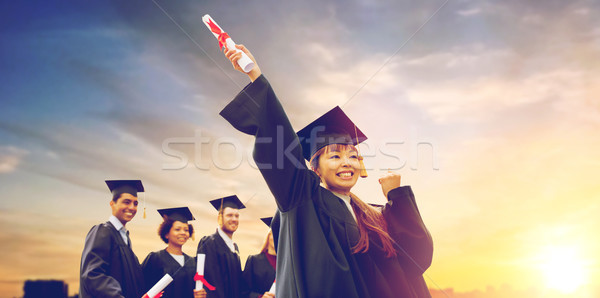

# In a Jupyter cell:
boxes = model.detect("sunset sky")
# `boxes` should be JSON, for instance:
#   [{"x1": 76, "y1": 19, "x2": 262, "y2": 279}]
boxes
[{"x1": 1, "y1": 0, "x2": 600, "y2": 297}]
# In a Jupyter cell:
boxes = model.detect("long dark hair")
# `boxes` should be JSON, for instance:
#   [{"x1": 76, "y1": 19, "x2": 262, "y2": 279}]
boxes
[{"x1": 310, "y1": 144, "x2": 397, "y2": 257}]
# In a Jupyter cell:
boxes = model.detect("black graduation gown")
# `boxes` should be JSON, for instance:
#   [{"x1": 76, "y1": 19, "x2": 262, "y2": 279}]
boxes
[
  {"x1": 243, "y1": 252, "x2": 276, "y2": 298},
  {"x1": 80, "y1": 221, "x2": 145, "y2": 298},
  {"x1": 196, "y1": 230, "x2": 247, "y2": 298},
  {"x1": 220, "y1": 75, "x2": 434, "y2": 298},
  {"x1": 141, "y1": 249, "x2": 197, "y2": 298}
]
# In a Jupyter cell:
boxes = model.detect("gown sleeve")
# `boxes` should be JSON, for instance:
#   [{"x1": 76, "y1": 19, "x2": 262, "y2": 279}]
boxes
[
  {"x1": 141, "y1": 252, "x2": 163, "y2": 294},
  {"x1": 220, "y1": 75, "x2": 319, "y2": 212},
  {"x1": 80, "y1": 224, "x2": 124, "y2": 298},
  {"x1": 383, "y1": 186, "x2": 433, "y2": 276},
  {"x1": 242, "y1": 256, "x2": 260, "y2": 298}
]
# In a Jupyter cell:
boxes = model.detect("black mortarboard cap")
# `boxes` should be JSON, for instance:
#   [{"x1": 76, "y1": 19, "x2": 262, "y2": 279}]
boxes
[
  {"x1": 209, "y1": 195, "x2": 246, "y2": 211},
  {"x1": 260, "y1": 217, "x2": 273, "y2": 227},
  {"x1": 296, "y1": 106, "x2": 367, "y2": 161},
  {"x1": 106, "y1": 180, "x2": 144, "y2": 200},
  {"x1": 157, "y1": 207, "x2": 195, "y2": 223}
]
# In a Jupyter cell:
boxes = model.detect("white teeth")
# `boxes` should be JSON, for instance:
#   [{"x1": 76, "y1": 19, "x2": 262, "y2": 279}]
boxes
[{"x1": 338, "y1": 172, "x2": 352, "y2": 177}]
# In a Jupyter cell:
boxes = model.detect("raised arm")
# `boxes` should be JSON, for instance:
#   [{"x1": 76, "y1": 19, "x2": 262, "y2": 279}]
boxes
[
  {"x1": 219, "y1": 46, "x2": 319, "y2": 212},
  {"x1": 382, "y1": 185, "x2": 433, "y2": 276}
]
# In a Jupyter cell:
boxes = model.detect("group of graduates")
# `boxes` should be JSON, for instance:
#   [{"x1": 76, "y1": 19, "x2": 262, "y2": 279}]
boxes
[
  {"x1": 79, "y1": 44, "x2": 434, "y2": 298},
  {"x1": 79, "y1": 184, "x2": 276, "y2": 298}
]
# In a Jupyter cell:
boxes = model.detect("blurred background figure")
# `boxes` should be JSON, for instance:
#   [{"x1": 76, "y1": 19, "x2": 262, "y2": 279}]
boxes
[{"x1": 243, "y1": 217, "x2": 276, "y2": 298}]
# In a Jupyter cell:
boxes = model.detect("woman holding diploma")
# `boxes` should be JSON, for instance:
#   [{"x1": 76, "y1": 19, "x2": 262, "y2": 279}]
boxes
[
  {"x1": 142, "y1": 207, "x2": 206, "y2": 298},
  {"x1": 243, "y1": 217, "x2": 276, "y2": 298},
  {"x1": 219, "y1": 45, "x2": 433, "y2": 298}
]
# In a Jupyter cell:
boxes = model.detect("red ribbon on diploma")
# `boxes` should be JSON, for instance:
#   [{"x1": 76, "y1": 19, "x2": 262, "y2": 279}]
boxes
[
  {"x1": 194, "y1": 273, "x2": 216, "y2": 291},
  {"x1": 142, "y1": 291, "x2": 163, "y2": 298},
  {"x1": 206, "y1": 19, "x2": 231, "y2": 50}
]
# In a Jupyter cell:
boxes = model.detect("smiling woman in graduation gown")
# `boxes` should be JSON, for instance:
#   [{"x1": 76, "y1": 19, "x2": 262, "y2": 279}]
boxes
[
  {"x1": 142, "y1": 207, "x2": 205, "y2": 298},
  {"x1": 219, "y1": 46, "x2": 433, "y2": 298}
]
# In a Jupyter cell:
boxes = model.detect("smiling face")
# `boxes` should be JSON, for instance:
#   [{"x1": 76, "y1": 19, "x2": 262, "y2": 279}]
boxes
[
  {"x1": 219, "y1": 207, "x2": 240, "y2": 235},
  {"x1": 110, "y1": 193, "x2": 138, "y2": 225},
  {"x1": 313, "y1": 144, "x2": 360, "y2": 195},
  {"x1": 165, "y1": 220, "x2": 190, "y2": 247}
]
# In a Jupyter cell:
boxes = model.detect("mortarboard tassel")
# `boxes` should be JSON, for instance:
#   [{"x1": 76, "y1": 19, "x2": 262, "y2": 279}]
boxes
[
  {"x1": 358, "y1": 156, "x2": 368, "y2": 178},
  {"x1": 218, "y1": 197, "x2": 225, "y2": 226},
  {"x1": 143, "y1": 192, "x2": 147, "y2": 219}
]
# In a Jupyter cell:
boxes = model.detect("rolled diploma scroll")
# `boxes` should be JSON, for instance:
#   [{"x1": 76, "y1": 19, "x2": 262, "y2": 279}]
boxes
[
  {"x1": 268, "y1": 280, "x2": 276, "y2": 294},
  {"x1": 202, "y1": 14, "x2": 255, "y2": 73},
  {"x1": 196, "y1": 254, "x2": 206, "y2": 290},
  {"x1": 144, "y1": 274, "x2": 173, "y2": 298}
]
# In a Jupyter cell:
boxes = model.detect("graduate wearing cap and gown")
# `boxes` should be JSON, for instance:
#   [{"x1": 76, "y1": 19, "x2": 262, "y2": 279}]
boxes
[
  {"x1": 142, "y1": 207, "x2": 206, "y2": 298},
  {"x1": 242, "y1": 217, "x2": 276, "y2": 298},
  {"x1": 219, "y1": 46, "x2": 433, "y2": 298},
  {"x1": 80, "y1": 180, "x2": 145, "y2": 298},
  {"x1": 196, "y1": 196, "x2": 249, "y2": 298}
]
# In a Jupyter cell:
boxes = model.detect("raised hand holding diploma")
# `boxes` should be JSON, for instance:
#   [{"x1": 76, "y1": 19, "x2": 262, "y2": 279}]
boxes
[
  {"x1": 142, "y1": 274, "x2": 173, "y2": 298},
  {"x1": 202, "y1": 14, "x2": 254, "y2": 73},
  {"x1": 224, "y1": 44, "x2": 261, "y2": 82}
]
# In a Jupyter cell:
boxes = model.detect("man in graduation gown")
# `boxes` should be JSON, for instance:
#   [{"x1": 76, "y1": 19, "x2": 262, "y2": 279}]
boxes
[
  {"x1": 80, "y1": 180, "x2": 145, "y2": 298},
  {"x1": 196, "y1": 195, "x2": 248, "y2": 298}
]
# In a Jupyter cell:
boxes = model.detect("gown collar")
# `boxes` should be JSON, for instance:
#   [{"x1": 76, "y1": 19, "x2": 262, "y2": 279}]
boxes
[
  {"x1": 217, "y1": 227, "x2": 237, "y2": 253},
  {"x1": 331, "y1": 191, "x2": 357, "y2": 222},
  {"x1": 108, "y1": 215, "x2": 129, "y2": 245},
  {"x1": 109, "y1": 215, "x2": 124, "y2": 231}
]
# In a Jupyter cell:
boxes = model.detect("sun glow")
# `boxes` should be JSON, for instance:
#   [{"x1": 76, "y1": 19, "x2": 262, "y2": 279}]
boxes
[{"x1": 539, "y1": 245, "x2": 589, "y2": 294}]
